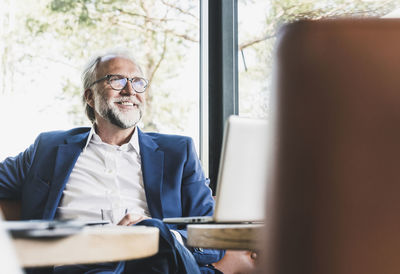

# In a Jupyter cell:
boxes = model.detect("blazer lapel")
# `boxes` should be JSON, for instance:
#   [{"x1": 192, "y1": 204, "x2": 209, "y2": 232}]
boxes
[
  {"x1": 43, "y1": 131, "x2": 89, "y2": 219},
  {"x1": 138, "y1": 129, "x2": 164, "y2": 219}
]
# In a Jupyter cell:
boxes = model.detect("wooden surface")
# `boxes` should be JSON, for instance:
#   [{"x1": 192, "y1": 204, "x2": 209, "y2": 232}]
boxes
[
  {"x1": 12, "y1": 225, "x2": 159, "y2": 267},
  {"x1": 187, "y1": 224, "x2": 263, "y2": 250}
]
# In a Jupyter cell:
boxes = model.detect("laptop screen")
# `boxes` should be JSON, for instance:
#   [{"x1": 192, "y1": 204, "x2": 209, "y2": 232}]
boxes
[{"x1": 213, "y1": 115, "x2": 270, "y2": 223}]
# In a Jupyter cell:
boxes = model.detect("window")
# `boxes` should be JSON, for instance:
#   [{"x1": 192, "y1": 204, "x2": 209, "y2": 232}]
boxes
[
  {"x1": 238, "y1": 0, "x2": 269, "y2": 119},
  {"x1": 237, "y1": 0, "x2": 400, "y2": 120},
  {"x1": 203, "y1": 0, "x2": 400, "y2": 190},
  {"x1": 3, "y1": 0, "x2": 398, "y2": 183},
  {"x1": 0, "y1": 0, "x2": 200, "y2": 160}
]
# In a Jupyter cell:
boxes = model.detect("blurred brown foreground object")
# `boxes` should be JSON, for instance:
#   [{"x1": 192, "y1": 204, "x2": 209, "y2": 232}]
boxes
[{"x1": 264, "y1": 19, "x2": 400, "y2": 274}]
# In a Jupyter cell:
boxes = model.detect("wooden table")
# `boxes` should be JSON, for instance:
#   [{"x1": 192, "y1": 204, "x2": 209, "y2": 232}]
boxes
[
  {"x1": 12, "y1": 225, "x2": 159, "y2": 267},
  {"x1": 187, "y1": 223, "x2": 264, "y2": 250}
]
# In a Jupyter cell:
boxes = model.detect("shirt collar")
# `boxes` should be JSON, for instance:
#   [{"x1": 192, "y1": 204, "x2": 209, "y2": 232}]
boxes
[{"x1": 83, "y1": 125, "x2": 140, "y2": 153}]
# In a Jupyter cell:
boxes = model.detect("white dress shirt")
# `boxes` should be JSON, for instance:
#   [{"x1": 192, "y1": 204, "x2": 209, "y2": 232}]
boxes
[{"x1": 57, "y1": 127, "x2": 150, "y2": 222}]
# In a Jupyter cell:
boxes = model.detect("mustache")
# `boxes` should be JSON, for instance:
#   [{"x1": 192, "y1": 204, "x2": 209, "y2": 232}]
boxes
[{"x1": 112, "y1": 96, "x2": 142, "y2": 106}]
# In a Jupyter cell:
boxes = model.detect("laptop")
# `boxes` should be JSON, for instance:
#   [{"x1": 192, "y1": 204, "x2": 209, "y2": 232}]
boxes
[
  {"x1": 163, "y1": 115, "x2": 270, "y2": 224},
  {"x1": 3, "y1": 219, "x2": 109, "y2": 238}
]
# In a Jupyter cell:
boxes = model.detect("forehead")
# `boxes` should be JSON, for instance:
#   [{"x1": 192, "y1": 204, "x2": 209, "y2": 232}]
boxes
[{"x1": 96, "y1": 57, "x2": 142, "y2": 77}]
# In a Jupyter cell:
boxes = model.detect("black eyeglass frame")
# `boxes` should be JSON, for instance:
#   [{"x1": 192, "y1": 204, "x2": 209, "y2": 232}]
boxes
[{"x1": 89, "y1": 74, "x2": 148, "y2": 93}]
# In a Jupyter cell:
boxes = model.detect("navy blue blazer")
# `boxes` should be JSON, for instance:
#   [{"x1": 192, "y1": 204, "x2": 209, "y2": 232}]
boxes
[{"x1": 0, "y1": 127, "x2": 215, "y2": 239}]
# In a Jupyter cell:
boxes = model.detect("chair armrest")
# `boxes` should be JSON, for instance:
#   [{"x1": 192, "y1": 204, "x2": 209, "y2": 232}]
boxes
[{"x1": 0, "y1": 199, "x2": 21, "y2": 220}]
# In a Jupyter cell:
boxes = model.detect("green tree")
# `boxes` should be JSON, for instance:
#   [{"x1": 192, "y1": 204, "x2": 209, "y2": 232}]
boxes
[
  {"x1": 17, "y1": 0, "x2": 200, "y2": 131},
  {"x1": 238, "y1": 0, "x2": 399, "y2": 119},
  {"x1": 2, "y1": 0, "x2": 399, "y2": 130}
]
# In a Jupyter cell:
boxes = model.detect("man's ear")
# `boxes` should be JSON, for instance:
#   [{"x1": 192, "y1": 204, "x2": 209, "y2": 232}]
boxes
[{"x1": 84, "y1": 88, "x2": 94, "y2": 108}]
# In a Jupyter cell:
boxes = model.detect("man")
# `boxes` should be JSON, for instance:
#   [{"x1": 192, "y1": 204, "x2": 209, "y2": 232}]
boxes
[{"x1": 0, "y1": 51, "x2": 224, "y2": 273}]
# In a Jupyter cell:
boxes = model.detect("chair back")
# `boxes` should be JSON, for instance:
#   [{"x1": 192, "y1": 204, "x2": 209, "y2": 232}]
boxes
[
  {"x1": 265, "y1": 19, "x2": 400, "y2": 274},
  {"x1": 0, "y1": 200, "x2": 21, "y2": 221}
]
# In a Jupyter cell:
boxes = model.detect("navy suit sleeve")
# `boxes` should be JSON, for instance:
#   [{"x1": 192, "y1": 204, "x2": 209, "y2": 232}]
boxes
[
  {"x1": 174, "y1": 137, "x2": 225, "y2": 264},
  {"x1": 180, "y1": 137, "x2": 214, "y2": 219},
  {"x1": 0, "y1": 137, "x2": 39, "y2": 198}
]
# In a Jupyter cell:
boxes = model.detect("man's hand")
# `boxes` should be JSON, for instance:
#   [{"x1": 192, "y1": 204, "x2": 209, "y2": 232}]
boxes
[{"x1": 117, "y1": 213, "x2": 150, "y2": 226}]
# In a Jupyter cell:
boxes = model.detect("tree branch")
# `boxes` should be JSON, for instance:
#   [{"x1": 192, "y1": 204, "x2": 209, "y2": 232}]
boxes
[
  {"x1": 239, "y1": 34, "x2": 276, "y2": 50},
  {"x1": 148, "y1": 32, "x2": 168, "y2": 84},
  {"x1": 115, "y1": 8, "x2": 197, "y2": 28},
  {"x1": 160, "y1": 0, "x2": 198, "y2": 20},
  {"x1": 115, "y1": 18, "x2": 198, "y2": 43}
]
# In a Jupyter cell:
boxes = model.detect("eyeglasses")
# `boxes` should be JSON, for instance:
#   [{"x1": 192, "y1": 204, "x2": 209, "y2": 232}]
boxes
[{"x1": 89, "y1": 74, "x2": 148, "y2": 93}]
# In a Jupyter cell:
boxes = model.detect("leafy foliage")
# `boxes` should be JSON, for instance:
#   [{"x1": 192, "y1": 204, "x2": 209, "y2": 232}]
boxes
[
  {"x1": 10, "y1": 0, "x2": 200, "y2": 132},
  {"x1": 238, "y1": 0, "x2": 399, "y2": 119},
  {"x1": 2, "y1": 0, "x2": 399, "y2": 131}
]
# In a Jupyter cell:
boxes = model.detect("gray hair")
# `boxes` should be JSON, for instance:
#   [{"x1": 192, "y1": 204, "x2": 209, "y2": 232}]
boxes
[{"x1": 81, "y1": 50, "x2": 143, "y2": 123}]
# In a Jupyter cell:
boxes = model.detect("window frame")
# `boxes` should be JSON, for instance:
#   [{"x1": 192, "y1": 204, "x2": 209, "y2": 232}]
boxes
[{"x1": 200, "y1": 0, "x2": 238, "y2": 193}]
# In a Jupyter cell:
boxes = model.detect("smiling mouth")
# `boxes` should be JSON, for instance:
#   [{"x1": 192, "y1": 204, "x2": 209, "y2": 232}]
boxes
[{"x1": 116, "y1": 101, "x2": 137, "y2": 107}]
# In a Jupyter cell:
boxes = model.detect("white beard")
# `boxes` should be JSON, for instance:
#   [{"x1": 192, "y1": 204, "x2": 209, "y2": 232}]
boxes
[{"x1": 94, "y1": 93, "x2": 144, "y2": 129}]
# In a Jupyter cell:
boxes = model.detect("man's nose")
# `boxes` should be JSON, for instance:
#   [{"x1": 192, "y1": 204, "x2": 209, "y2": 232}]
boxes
[{"x1": 120, "y1": 80, "x2": 136, "y2": 96}]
